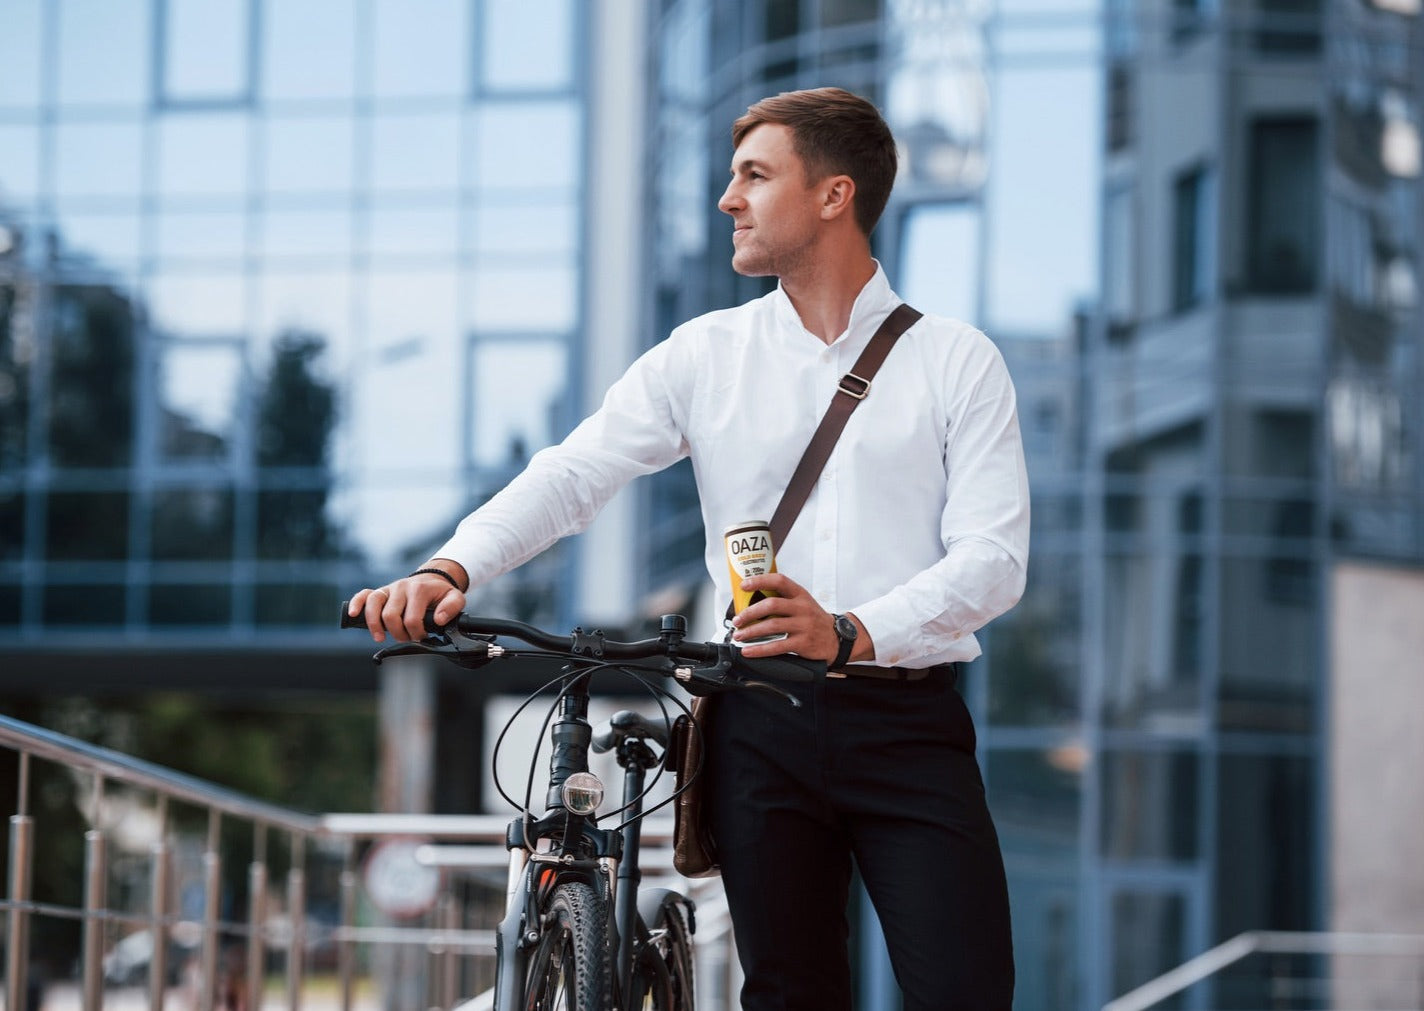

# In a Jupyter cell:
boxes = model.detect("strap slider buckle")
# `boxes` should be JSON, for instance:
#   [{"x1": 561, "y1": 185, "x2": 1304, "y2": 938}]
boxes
[{"x1": 838, "y1": 372, "x2": 870, "y2": 401}]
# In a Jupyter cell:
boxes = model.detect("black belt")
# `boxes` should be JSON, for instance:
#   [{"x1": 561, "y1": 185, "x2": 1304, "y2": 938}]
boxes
[{"x1": 827, "y1": 662, "x2": 959, "y2": 684}]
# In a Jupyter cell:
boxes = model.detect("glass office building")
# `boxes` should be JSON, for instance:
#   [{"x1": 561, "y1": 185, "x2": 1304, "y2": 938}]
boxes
[
  {"x1": 642, "y1": 1, "x2": 1424, "y2": 1009},
  {"x1": 0, "y1": 0, "x2": 587, "y2": 651}
]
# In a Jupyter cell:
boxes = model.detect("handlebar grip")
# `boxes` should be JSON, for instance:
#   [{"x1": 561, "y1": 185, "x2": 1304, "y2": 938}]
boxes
[
  {"x1": 732, "y1": 652, "x2": 826, "y2": 683},
  {"x1": 338, "y1": 601, "x2": 443, "y2": 634}
]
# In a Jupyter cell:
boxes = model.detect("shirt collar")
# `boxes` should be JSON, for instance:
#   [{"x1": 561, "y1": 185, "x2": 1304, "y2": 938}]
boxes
[{"x1": 770, "y1": 261, "x2": 900, "y2": 347}]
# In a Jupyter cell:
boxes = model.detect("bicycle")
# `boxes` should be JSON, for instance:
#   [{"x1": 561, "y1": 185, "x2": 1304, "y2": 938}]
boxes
[{"x1": 340, "y1": 606, "x2": 823, "y2": 1011}]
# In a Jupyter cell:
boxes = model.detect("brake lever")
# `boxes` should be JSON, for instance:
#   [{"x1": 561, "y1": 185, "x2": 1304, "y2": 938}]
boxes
[
  {"x1": 372, "y1": 633, "x2": 501, "y2": 669},
  {"x1": 741, "y1": 680, "x2": 802, "y2": 707}
]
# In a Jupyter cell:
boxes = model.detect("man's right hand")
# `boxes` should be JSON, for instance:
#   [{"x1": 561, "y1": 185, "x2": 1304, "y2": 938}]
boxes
[{"x1": 347, "y1": 562, "x2": 468, "y2": 643}]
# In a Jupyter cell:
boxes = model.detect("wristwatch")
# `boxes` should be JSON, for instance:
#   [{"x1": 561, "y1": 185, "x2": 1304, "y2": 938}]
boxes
[{"x1": 832, "y1": 613, "x2": 858, "y2": 669}]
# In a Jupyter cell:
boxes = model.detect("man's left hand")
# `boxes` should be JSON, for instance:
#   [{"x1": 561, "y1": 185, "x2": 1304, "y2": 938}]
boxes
[{"x1": 731, "y1": 572, "x2": 870, "y2": 662}]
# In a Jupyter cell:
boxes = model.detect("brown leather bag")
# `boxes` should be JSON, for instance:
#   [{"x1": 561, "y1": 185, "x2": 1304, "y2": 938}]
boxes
[
  {"x1": 670, "y1": 695, "x2": 718, "y2": 877},
  {"x1": 668, "y1": 304, "x2": 922, "y2": 879}
]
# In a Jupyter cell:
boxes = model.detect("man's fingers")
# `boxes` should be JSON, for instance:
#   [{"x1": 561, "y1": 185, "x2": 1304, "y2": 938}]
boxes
[{"x1": 432, "y1": 587, "x2": 466, "y2": 626}]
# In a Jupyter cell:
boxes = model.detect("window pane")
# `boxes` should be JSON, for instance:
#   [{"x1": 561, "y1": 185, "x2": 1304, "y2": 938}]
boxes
[
  {"x1": 481, "y1": 0, "x2": 573, "y2": 92},
  {"x1": 1100, "y1": 750, "x2": 1199, "y2": 861},
  {"x1": 369, "y1": 205, "x2": 459, "y2": 259},
  {"x1": 263, "y1": 0, "x2": 356, "y2": 101},
  {"x1": 149, "y1": 583, "x2": 232, "y2": 625},
  {"x1": 162, "y1": 0, "x2": 251, "y2": 102},
  {"x1": 156, "y1": 212, "x2": 246, "y2": 262},
  {"x1": 264, "y1": 116, "x2": 354, "y2": 194},
  {"x1": 371, "y1": 114, "x2": 460, "y2": 191},
  {"x1": 159, "y1": 343, "x2": 243, "y2": 461},
  {"x1": 469, "y1": 200, "x2": 578, "y2": 257},
  {"x1": 44, "y1": 582, "x2": 125, "y2": 624},
  {"x1": 48, "y1": 285, "x2": 137, "y2": 468},
  {"x1": 373, "y1": 0, "x2": 467, "y2": 97},
  {"x1": 46, "y1": 493, "x2": 129, "y2": 559},
  {"x1": 1111, "y1": 892, "x2": 1189, "y2": 1007},
  {"x1": 899, "y1": 203, "x2": 980, "y2": 323},
  {"x1": 0, "y1": 0, "x2": 42, "y2": 107},
  {"x1": 261, "y1": 211, "x2": 351, "y2": 261},
  {"x1": 468, "y1": 340, "x2": 568, "y2": 467},
  {"x1": 0, "y1": 125, "x2": 40, "y2": 203},
  {"x1": 148, "y1": 273, "x2": 246, "y2": 337},
  {"x1": 470, "y1": 102, "x2": 580, "y2": 191},
  {"x1": 55, "y1": 123, "x2": 144, "y2": 201},
  {"x1": 158, "y1": 113, "x2": 250, "y2": 198},
  {"x1": 468, "y1": 266, "x2": 576, "y2": 331},
  {"x1": 151, "y1": 487, "x2": 234, "y2": 560},
  {"x1": 57, "y1": 0, "x2": 151, "y2": 106},
  {"x1": 1248, "y1": 118, "x2": 1319, "y2": 293},
  {"x1": 55, "y1": 212, "x2": 143, "y2": 269}
]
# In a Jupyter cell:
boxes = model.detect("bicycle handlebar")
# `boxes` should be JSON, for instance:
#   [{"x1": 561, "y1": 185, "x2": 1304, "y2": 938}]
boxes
[{"x1": 339, "y1": 603, "x2": 826, "y2": 691}]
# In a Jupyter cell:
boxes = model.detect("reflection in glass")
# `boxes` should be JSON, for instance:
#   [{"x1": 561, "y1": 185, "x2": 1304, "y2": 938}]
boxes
[
  {"x1": 988, "y1": 557, "x2": 1080, "y2": 726},
  {"x1": 899, "y1": 202, "x2": 980, "y2": 322},
  {"x1": 49, "y1": 285, "x2": 136, "y2": 467},
  {"x1": 149, "y1": 274, "x2": 247, "y2": 337},
  {"x1": 156, "y1": 212, "x2": 246, "y2": 262},
  {"x1": 149, "y1": 583, "x2": 231, "y2": 625},
  {"x1": 992, "y1": 747, "x2": 1081, "y2": 1010},
  {"x1": 55, "y1": 212, "x2": 143, "y2": 268},
  {"x1": 46, "y1": 493, "x2": 129, "y2": 560},
  {"x1": 1100, "y1": 749, "x2": 1199, "y2": 861},
  {"x1": 264, "y1": 117, "x2": 354, "y2": 194},
  {"x1": 0, "y1": 126, "x2": 40, "y2": 201},
  {"x1": 369, "y1": 206, "x2": 459, "y2": 259},
  {"x1": 471, "y1": 102, "x2": 580, "y2": 190},
  {"x1": 44, "y1": 582, "x2": 126, "y2": 625},
  {"x1": 161, "y1": 0, "x2": 252, "y2": 103},
  {"x1": 373, "y1": 0, "x2": 467, "y2": 98},
  {"x1": 158, "y1": 113, "x2": 250, "y2": 197},
  {"x1": 1215, "y1": 753, "x2": 1313, "y2": 936},
  {"x1": 468, "y1": 267, "x2": 576, "y2": 331},
  {"x1": 261, "y1": 212, "x2": 351, "y2": 261},
  {"x1": 481, "y1": 0, "x2": 573, "y2": 92},
  {"x1": 1111, "y1": 891, "x2": 1187, "y2": 1008},
  {"x1": 469, "y1": 201, "x2": 578, "y2": 256},
  {"x1": 257, "y1": 271, "x2": 350, "y2": 360},
  {"x1": 468, "y1": 340, "x2": 568, "y2": 468},
  {"x1": 159, "y1": 343, "x2": 242, "y2": 461},
  {"x1": 57, "y1": 0, "x2": 151, "y2": 106},
  {"x1": 55, "y1": 123, "x2": 144, "y2": 200},
  {"x1": 371, "y1": 114, "x2": 460, "y2": 191},
  {"x1": 151, "y1": 487, "x2": 234, "y2": 560},
  {"x1": 262, "y1": 0, "x2": 356, "y2": 101},
  {"x1": 0, "y1": 0, "x2": 42, "y2": 107}
]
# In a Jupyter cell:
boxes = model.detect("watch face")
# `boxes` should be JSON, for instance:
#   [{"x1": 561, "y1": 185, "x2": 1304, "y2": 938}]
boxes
[{"x1": 835, "y1": 614, "x2": 857, "y2": 641}]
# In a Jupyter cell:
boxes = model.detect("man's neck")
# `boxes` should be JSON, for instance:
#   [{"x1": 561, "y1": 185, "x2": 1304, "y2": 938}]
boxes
[{"x1": 780, "y1": 253, "x2": 878, "y2": 345}]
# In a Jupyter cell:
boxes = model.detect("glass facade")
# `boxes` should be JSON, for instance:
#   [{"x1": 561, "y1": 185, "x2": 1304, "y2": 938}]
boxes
[
  {"x1": 644, "y1": 1, "x2": 1422, "y2": 1009},
  {"x1": 0, "y1": 0, "x2": 588, "y2": 640}
]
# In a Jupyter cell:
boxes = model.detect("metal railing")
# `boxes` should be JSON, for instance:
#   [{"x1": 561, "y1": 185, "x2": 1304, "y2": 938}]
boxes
[
  {"x1": 1103, "y1": 930, "x2": 1424, "y2": 1011},
  {"x1": 0, "y1": 713, "x2": 735, "y2": 1011}
]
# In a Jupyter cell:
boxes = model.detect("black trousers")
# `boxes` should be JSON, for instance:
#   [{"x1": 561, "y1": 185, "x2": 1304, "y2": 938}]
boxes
[{"x1": 705, "y1": 667, "x2": 1014, "y2": 1011}]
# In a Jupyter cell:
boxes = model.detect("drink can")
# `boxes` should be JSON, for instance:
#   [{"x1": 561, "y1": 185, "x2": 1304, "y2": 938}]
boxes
[{"x1": 723, "y1": 520, "x2": 779, "y2": 616}]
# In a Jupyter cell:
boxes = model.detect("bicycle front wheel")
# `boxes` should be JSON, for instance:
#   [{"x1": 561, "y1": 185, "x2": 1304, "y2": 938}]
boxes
[
  {"x1": 631, "y1": 901, "x2": 695, "y2": 1010},
  {"x1": 524, "y1": 881, "x2": 608, "y2": 1011}
]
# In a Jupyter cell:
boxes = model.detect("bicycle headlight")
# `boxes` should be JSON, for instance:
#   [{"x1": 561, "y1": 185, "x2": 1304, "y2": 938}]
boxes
[{"x1": 561, "y1": 772, "x2": 604, "y2": 816}]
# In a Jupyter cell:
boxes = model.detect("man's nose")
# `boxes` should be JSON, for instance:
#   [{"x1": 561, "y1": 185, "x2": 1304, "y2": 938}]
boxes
[{"x1": 717, "y1": 181, "x2": 740, "y2": 215}]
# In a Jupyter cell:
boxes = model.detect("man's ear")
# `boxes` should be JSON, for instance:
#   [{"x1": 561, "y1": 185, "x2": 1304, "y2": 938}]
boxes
[{"x1": 820, "y1": 175, "x2": 857, "y2": 222}]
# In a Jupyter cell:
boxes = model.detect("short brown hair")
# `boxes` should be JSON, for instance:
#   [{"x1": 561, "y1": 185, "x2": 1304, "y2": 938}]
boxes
[{"x1": 732, "y1": 87, "x2": 898, "y2": 236}]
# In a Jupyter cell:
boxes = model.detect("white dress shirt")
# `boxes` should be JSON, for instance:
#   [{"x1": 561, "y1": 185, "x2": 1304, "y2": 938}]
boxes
[{"x1": 438, "y1": 264, "x2": 1030, "y2": 667}]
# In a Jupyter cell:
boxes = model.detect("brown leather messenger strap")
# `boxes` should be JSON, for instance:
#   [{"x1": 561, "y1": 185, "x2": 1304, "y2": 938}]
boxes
[{"x1": 725, "y1": 302, "x2": 922, "y2": 621}]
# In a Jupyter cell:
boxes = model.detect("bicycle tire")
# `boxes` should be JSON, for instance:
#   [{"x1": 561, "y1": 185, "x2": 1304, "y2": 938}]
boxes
[
  {"x1": 523, "y1": 881, "x2": 608, "y2": 1011},
  {"x1": 630, "y1": 903, "x2": 695, "y2": 1010}
]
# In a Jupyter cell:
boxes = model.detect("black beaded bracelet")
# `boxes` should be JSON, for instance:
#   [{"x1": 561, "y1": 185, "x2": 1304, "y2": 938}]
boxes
[{"x1": 409, "y1": 567, "x2": 461, "y2": 590}]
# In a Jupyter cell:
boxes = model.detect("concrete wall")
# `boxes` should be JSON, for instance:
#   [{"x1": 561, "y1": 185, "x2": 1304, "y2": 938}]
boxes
[{"x1": 1329, "y1": 559, "x2": 1424, "y2": 1005}]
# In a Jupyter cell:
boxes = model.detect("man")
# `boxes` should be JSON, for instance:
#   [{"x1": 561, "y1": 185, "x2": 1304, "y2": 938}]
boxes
[{"x1": 350, "y1": 87, "x2": 1027, "y2": 1009}]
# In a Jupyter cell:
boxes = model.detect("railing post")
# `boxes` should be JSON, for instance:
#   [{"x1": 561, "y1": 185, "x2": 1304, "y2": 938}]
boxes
[
  {"x1": 338, "y1": 851, "x2": 358, "y2": 1011},
  {"x1": 148, "y1": 835, "x2": 172, "y2": 1011},
  {"x1": 200, "y1": 813, "x2": 222, "y2": 1011},
  {"x1": 286, "y1": 836, "x2": 307, "y2": 1011},
  {"x1": 6, "y1": 750, "x2": 35, "y2": 1011},
  {"x1": 435, "y1": 891, "x2": 459, "y2": 1010},
  {"x1": 247, "y1": 854, "x2": 268, "y2": 1011},
  {"x1": 82, "y1": 827, "x2": 108, "y2": 1011}
]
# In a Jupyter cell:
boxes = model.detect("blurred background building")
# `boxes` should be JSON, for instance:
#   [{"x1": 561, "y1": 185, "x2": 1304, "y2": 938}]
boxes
[{"x1": 1, "y1": 1, "x2": 1422, "y2": 1008}]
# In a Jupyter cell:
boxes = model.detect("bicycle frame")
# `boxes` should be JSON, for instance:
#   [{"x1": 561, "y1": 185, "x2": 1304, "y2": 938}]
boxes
[{"x1": 491, "y1": 668, "x2": 675, "y2": 1010}]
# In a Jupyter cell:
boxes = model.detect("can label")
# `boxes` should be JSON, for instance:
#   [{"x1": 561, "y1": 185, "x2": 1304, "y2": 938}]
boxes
[{"x1": 724, "y1": 520, "x2": 779, "y2": 616}]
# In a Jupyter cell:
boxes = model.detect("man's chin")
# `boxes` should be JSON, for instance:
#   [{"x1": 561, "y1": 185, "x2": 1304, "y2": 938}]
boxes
[{"x1": 730, "y1": 253, "x2": 775, "y2": 278}]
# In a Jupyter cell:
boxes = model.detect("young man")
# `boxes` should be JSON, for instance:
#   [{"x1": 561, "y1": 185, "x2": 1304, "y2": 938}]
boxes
[{"x1": 350, "y1": 87, "x2": 1027, "y2": 1009}]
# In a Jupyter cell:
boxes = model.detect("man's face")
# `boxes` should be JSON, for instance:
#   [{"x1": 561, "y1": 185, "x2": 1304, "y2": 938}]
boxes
[{"x1": 718, "y1": 123, "x2": 824, "y2": 278}]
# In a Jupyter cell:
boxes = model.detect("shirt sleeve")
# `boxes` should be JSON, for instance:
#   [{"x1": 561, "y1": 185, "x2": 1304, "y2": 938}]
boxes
[
  {"x1": 849, "y1": 335, "x2": 1031, "y2": 667},
  {"x1": 435, "y1": 335, "x2": 696, "y2": 587}
]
